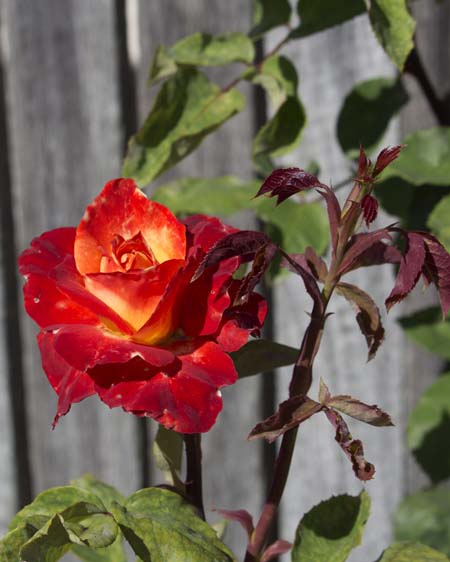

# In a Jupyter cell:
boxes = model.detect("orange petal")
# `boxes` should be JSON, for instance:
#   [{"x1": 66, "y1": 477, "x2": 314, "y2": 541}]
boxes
[
  {"x1": 85, "y1": 259, "x2": 184, "y2": 332},
  {"x1": 74, "y1": 178, "x2": 186, "y2": 274}
]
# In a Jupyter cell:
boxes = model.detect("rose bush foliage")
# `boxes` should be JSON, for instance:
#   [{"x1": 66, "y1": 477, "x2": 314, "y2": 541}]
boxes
[{"x1": 19, "y1": 178, "x2": 266, "y2": 433}]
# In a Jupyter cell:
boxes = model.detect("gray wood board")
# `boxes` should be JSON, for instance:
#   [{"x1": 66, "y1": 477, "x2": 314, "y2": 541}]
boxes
[
  {"x1": 2, "y1": 0, "x2": 141, "y2": 504},
  {"x1": 0, "y1": 230, "x2": 16, "y2": 534},
  {"x1": 266, "y1": 12, "x2": 443, "y2": 562},
  {"x1": 133, "y1": 2, "x2": 263, "y2": 558}
]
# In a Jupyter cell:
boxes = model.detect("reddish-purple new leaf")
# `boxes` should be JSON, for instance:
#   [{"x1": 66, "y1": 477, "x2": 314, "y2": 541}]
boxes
[
  {"x1": 281, "y1": 251, "x2": 324, "y2": 313},
  {"x1": 248, "y1": 395, "x2": 322, "y2": 443},
  {"x1": 342, "y1": 237, "x2": 401, "y2": 272},
  {"x1": 324, "y1": 408, "x2": 375, "y2": 481},
  {"x1": 327, "y1": 395, "x2": 393, "y2": 427},
  {"x1": 192, "y1": 231, "x2": 270, "y2": 281},
  {"x1": 422, "y1": 233, "x2": 450, "y2": 318},
  {"x1": 357, "y1": 145, "x2": 371, "y2": 179},
  {"x1": 261, "y1": 540, "x2": 293, "y2": 562},
  {"x1": 213, "y1": 509, "x2": 254, "y2": 539},
  {"x1": 336, "y1": 282, "x2": 385, "y2": 360},
  {"x1": 360, "y1": 194, "x2": 379, "y2": 227},
  {"x1": 256, "y1": 167, "x2": 325, "y2": 204},
  {"x1": 284, "y1": 248, "x2": 328, "y2": 283},
  {"x1": 385, "y1": 231, "x2": 426, "y2": 311},
  {"x1": 317, "y1": 185, "x2": 342, "y2": 255},
  {"x1": 318, "y1": 378, "x2": 331, "y2": 404},
  {"x1": 235, "y1": 242, "x2": 277, "y2": 304},
  {"x1": 373, "y1": 145, "x2": 404, "y2": 177},
  {"x1": 338, "y1": 228, "x2": 392, "y2": 275}
]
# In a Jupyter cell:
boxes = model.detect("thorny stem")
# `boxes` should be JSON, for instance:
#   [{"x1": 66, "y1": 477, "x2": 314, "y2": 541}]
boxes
[{"x1": 184, "y1": 433, "x2": 205, "y2": 520}]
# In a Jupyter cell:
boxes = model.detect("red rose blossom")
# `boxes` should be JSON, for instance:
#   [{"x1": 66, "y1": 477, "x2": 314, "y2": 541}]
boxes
[{"x1": 19, "y1": 178, "x2": 266, "y2": 433}]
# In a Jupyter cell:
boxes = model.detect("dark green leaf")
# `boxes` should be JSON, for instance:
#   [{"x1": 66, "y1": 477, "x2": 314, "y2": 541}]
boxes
[
  {"x1": 337, "y1": 78, "x2": 408, "y2": 157},
  {"x1": 377, "y1": 542, "x2": 449, "y2": 561},
  {"x1": 291, "y1": 491, "x2": 370, "y2": 562},
  {"x1": 376, "y1": 178, "x2": 450, "y2": 231},
  {"x1": 152, "y1": 176, "x2": 259, "y2": 217},
  {"x1": 153, "y1": 426, "x2": 185, "y2": 490},
  {"x1": 399, "y1": 307, "x2": 450, "y2": 360},
  {"x1": 243, "y1": 55, "x2": 298, "y2": 109},
  {"x1": 250, "y1": 0, "x2": 292, "y2": 38},
  {"x1": 230, "y1": 339, "x2": 298, "y2": 378},
  {"x1": 290, "y1": 0, "x2": 366, "y2": 39},
  {"x1": 368, "y1": 0, "x2": 415, "y2": 70},
  {"x1": 123, "y1": 69, "x2": 245, "y2": 186},
  {"x1": 394, "y1": 485, "x2": 450, "y2": 555},
  {"x1": 114, "y1": 487, "x2": 236, "y2": 562},
  {"x1": 252, "y1": 96, "x2": 306, "y2": 165},
  {"x1": 380, "y1": 128, "x2": 450, "y2": 185},
  {"x1": 406, "y1": 372, "x2": 450, "y2": 483},
  {"x1": 150, "y1": 32, "x2": 255, "y2": 84},
  {"x1": 428, "y1": 194, "x2": 450, "y2": 251}
]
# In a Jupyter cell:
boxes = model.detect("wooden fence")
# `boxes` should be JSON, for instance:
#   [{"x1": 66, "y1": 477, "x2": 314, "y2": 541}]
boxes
[{"x1": 0, "y1": 1, "x2": 447, "y2": 560}]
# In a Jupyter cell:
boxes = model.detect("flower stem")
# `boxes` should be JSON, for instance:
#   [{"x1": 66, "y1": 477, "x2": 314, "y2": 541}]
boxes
[{"x1": 184, "y1": 433, "x2": 205, "y2": 520}]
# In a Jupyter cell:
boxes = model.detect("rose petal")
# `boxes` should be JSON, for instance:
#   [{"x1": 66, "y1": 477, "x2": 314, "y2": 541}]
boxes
[
  {"x1": 84, "y1": 259, "x2": 184, "y2": 332},
  {"x1": 93, "y1": 341, "x2": 236, "y2": 433},
  {"x1": 38, "y1": 331, "x2": 96, "y2": 426},
  {"x1": 184, "y1": 214, "x2": 237, "y2": 255},
  {"x1": 50, "y1": 324, "x2": 175, "y2": 373},
  {"x1": 19, "y1": 227, "x2": 76, "y2": 276},
  {"x1": 74, "y1": 178, "x2": 186, "y2": 274}
]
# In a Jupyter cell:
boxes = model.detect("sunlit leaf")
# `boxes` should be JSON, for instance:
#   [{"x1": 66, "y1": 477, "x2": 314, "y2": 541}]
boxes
[
  {"x1": 291, "y1": 491, "x2": 371, "y2": 562},
  {"x1": 399, "y1": 307, "x2": 450, "y2": 360},
  {"x1": 368, "y1": 0, "x2": 415, "y2": 70},
  {"x1": 123, "y1": 69, "x2": 245, "y2": 186},
  {"x1": 428, "y1": 194, "x2": 450, "y2": 251},
  {"x1": 377, "y1": 542, "x2": 449, "y2": 561}
]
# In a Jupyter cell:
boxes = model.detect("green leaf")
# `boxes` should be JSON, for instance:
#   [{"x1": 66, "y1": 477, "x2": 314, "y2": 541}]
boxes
[
  {"x1": 406, "y1": 372, "x2": 450, "y2": 483},
  {"x1": 368, "y1": 0, "x2": 415, "y2": 70},
  {"x1": 380, "y1": 128, "x2": 450, "y2": 186},
  {"x1": 291, "y1": 491, "x2": 370, "y2": 562},
  {"x1": 153, "y1": 426, "x2": 185, "y2": 490},
  {"x1": 114, "y1": 487, "x2": 236, "y2": 562},
  {"x1": 253, "y1": 96, "x2": 306, "y2": 166},
  {"x1": 377, "y1": 542, "x2": 449, "y2": 561},
  {"x1": 428, "y1": 194, "x2": 450, "y2": 251},
  {"x1": 243, "y1": 55, "x2": 298, "y2": 109},
  {"x1": 254, "y1": 198, "x2": 329, "y2": 256},
  {"x1": 72, "y1": 535, "x2": 127, "y2": 562},
  {"x1": 10, "y1": 487, "x2": 106, "y2": 531},
  {"x1": 394, "y1": 485, "x2": 450, "y2": 555},
  {"x1": 230, "y1": 339, "x2": 298, "y2": 378},
  {"x1": 337, "y1": 78, "x2": 408, "y2": 157},
  {"x1": 150, "y1": 32, "x2": 255, "y2": 84},
  {"x1": 290, "y1": 0, "x2": 366, "y2": 39},
  {"x1": 399, "y1": 307, "x2": 450, "y2": 360},
  {"x1": 0, "y1": 526, "x2": 37, "y2": 562},
  {"x1": 153, "y1": 176, "x2": 259, "y2": 217},
  {"x1": 70, "y1": 475, "x2": 125, "y2": 512},
  {"x1": 122, "y1": 69, "x2": 245, "y2": 186},
  {"x1": 250, "y1": 0, "x2": 292, "y2": 38},
  {"x1": 20, "y1": 510, "x2": 118, "y2": 562},
  {"x1": 376, "y1": 178, "x2": 450, "y2": 231}
]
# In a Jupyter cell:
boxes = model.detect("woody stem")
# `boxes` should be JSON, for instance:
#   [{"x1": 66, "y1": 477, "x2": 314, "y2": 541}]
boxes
[{"x1": 184, "y1": 433, "x2": 205, "y2": 520}]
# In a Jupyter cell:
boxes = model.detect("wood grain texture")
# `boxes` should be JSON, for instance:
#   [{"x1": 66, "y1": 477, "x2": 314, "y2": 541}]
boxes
[
  {"x1": 266, "y1": 12, "x2": 442, "y2": 562},
  {"x1": 2, "y1": 0, "x2": 140, "y2": 502},
  {"x1": 133, "y1": 2, "x2": 263, "y2": 558},
  {"x1": 0, "y1": 229, "x2": 16, "y2": 534}
]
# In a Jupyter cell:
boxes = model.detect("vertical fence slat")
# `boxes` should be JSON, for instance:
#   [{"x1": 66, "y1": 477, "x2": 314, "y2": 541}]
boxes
[
  {"x1": 133, "y1": 2, "x2": 264, "y2": 558},
  {"x1": 3, "y1": 0, "x2": 141, "y2": 501}
]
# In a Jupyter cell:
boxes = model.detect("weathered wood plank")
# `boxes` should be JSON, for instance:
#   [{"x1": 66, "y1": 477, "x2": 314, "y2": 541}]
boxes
[
  {"x1": 133, "y1": 2, "x2": 263, "y2": 558},
  {"x1": 266, "y1": 13, "x2": 442, "y2": 562},
  {"x1": 2, "y1": 0, "x2": 141, "y2": 501},
  {"x1": 0, "y1": 231, "x2": 16, "y2": 534}
]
